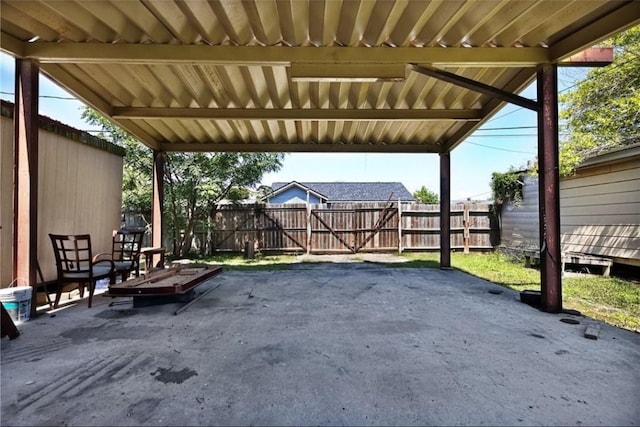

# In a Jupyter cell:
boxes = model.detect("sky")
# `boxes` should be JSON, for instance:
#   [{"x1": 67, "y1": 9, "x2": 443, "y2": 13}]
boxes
[{"x1": 0, "y1": 52, "x2": 586, "y2": 201}]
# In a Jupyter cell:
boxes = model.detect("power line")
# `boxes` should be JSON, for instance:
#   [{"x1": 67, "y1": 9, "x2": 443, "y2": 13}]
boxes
[
  {"x1": 468, "y1": 133, "x2": 537, "y2": 138},
  {"x1": 486, "y1": 53, "x2": 639, "y2": 124},
  {"x1": 486, "y1": 106, "x2": 526, "y2": 123},
  {"x1": 0, "y1": 90, "x2": 78, "y2": 100},
  {"x1": 465, "y1": 141, "x2": 536, "y2": 154},
  {"x1": 464, "y1": 190, "x2": 492, "y2": 200},
  {"x1": 476, "y1": 125, "x2": 537, "y2": 131}
]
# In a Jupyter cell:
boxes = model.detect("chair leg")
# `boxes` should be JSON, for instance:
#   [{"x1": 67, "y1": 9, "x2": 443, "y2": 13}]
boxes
[
  {"x1": 87, "y1": 281, "x2": 95, "y2": 308},
  {"x1": 53, "y1": 283, "x2": 63, "y2": 309},
  {"x1": 45, "y1": 291, "x2": 53, "y2": 310}
]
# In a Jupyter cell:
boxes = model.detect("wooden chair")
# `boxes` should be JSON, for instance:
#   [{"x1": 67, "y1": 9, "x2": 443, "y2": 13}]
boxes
[
  {"x1": 49, "y1": 234, "x2": 115, "y2": 308},
  {"x1": 103, "y1": 229, "x2": 145, "y2": 283}
]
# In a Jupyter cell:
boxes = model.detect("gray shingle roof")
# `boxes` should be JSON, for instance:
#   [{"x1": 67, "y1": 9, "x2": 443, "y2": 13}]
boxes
[{"x1": 272, "y1": 182, "x2": 414, "y2": 202}]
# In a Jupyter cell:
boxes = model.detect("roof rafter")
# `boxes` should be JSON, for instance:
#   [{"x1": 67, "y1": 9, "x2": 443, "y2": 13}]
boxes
[{"x1": 113, "y1": 107, "x2": 482, "y2": 121}]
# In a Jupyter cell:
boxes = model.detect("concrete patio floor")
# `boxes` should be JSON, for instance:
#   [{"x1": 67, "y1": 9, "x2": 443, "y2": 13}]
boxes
[{"x1": 2, "y1": 260, "x2": 639, "y2": 426}]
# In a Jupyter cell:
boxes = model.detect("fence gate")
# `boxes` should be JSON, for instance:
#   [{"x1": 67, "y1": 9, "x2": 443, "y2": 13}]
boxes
[
  {"x1": 259, "y1": 205, "x2": 307, "y2": 252},
  {"x1": 309, "y1": 203, "x2": 398, "y2": 253},
  {"x1": 200, "y1": 202, "x2": 495, "y2": 254}
]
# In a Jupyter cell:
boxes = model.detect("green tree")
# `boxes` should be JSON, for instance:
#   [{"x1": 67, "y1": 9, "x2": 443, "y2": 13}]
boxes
[
  {"x1": 81, "y1": 108, "x2": 284, "y2": 257},
  {"x1": 490, "y1": 169, "x2": 524, "y2": 213},
  {"x1": 413, "y1": 186, "x2": 439, "y2": 204},
  {"x1": 164, "y1": 151, "x2": 283, "y2": 256},
  {"x1": 559, "y1": 26, "x2": 640, "y2": 176}
]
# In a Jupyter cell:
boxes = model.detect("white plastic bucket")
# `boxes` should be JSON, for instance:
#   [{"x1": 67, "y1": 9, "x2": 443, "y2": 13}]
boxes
[{"x1": 0, "y1": 286, "x2": 32, "y2": 324}]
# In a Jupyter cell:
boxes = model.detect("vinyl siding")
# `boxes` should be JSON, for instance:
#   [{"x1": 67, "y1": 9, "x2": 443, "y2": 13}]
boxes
[
  {"x1": 1, "y1": 115, "x2": 124, "y2": 286},
  {"x1": 560, "y1": 157, "x2": 640, "y2": 263},
  {"x1": 499, "y1": 175, "x2": 539, "y2": 251},
  {"x1": 499, "y1": 150, "x2": 640, "y2": 265}
]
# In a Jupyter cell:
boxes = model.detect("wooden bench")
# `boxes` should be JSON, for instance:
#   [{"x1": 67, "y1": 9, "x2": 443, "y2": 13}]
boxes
[
  {"x1": 523, "y1": 250, "x2": 613, "y2": 277},
  {"x1": 105, "y1": 265, "x2": 222, "y2": 308},
  {"x1": 141, "y1": 247, "x2": 166, "y2": 274}
]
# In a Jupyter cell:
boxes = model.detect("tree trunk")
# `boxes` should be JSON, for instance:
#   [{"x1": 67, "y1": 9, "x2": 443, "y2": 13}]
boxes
[{"x1": 179, "y1": 198, "x2": 197, "y2": 256}]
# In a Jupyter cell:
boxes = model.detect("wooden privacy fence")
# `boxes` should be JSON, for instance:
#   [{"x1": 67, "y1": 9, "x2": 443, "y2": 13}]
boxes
[{"x1": 200, "y1": 202, "x2": 496, "y2": 254}]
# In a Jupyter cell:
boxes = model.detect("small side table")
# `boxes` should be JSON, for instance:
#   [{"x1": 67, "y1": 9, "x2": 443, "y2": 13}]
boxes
[{"x1": 141, "y1": 247, "x2": 166, "y2": 274}]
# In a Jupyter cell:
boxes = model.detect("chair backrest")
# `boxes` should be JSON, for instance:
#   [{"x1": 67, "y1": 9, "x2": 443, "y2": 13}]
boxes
[
  {"x1": 112, "y1": 229, "x2": 144, "y2": 262},
  {"x1": 49, "y1": 234, "x2": 94, "y2": 275}
]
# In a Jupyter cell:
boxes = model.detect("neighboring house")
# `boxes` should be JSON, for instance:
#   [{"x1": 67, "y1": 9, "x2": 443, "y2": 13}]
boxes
[
  {"x1": 266, "y1": 181, "x2": 414, "y2": 205},
  {"x1": 500, "y1": 143, "x2": 640, "y2": 267},
  {"x1": 560, "y1": 143, "x2": 640, "y2": 266}
]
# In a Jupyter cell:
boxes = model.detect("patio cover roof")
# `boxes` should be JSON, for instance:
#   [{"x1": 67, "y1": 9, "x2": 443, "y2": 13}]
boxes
[{"x1": 2, "y1": 0, "x2": 639, "y2": 154}]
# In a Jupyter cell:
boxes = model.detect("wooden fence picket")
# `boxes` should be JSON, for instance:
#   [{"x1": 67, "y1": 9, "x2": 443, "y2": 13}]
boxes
[{"x1": 190, "y1": 202, "x2": 495, "y2": 254}]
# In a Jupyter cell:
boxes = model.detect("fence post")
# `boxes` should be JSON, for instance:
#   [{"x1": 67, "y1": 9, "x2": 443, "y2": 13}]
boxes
[
  {"x1": 463, "y1": 203, "x2": 470, "y2": 254},
  {"x1": 306, "y1": 203, "x2": 312, "y2": 255},
  {"x1": 397, "y1": 199, "x2": 403, "y2": 254}
]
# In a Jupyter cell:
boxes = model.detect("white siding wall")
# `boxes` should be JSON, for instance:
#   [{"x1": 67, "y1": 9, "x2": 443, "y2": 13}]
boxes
[
  {"x1": 1, "y1": 114, "x2": 124, "y2": 286},
  {"x1": 499, "y1": 151, "x2": 640, "y2": 266},
  {"x1": 499, "y1": 175, "x2": 539, "y2": 251},
  {"x1": 560, "y1": 157, "x2": 640, "y2": 264},
  {"x1": 0, "y1": 117, "x2": 13, "y2": 286}
]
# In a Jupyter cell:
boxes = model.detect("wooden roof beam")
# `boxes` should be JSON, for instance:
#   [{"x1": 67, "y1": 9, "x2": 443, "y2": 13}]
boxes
[
  {"x1": 17, "y1": 42, "x2": 551, "y2": 67},
  {"x1": 3, "y1": 34, "x2": 620, "y2": 70},
  {"x1": 158, "y1": 142, "x2": 442, "y2": 154},
  {"x1": 112, "y1": 107, "x2": 482, "y2": 121},
  {"x1": 0, "y1": 32, "x2": 26, "y2": 57}
]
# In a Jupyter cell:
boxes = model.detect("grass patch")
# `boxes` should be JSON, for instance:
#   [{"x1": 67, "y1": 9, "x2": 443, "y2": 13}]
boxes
[
  {"x1": 174, "y1": 252, "x2": 301, "y2": 271},
  {"x1": 403, "y1": 252, "x2": 640, "y2": 332}
]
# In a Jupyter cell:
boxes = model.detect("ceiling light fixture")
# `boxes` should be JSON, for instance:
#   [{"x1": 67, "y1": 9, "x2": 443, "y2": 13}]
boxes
[{"x1": 290, "y1": 63, "x2": 406, "y2": 83}]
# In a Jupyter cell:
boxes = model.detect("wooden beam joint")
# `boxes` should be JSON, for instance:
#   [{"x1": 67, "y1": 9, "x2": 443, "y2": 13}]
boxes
[{"x1": 559, "y1": 47, "x2": 614, "y2": 67}]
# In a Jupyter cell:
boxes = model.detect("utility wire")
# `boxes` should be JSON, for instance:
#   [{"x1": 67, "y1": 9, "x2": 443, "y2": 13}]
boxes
[
  {"x1": 476, "y1": 125, "x2": 537, "y2": 131},
  {"x1": 465, "y1": 141, "x2": 536, "y2": 154},
  {"x1": 464, "y1": 190, "x2": 492, "y2": 200},
  {"x1": 0, "y1": 90, "x2": 78, "y2": 100},
  {"x1": 486, "y1": 53, "x2": 639, "y2": 125},
  {"x1": 468, "y1": 133, "x2": 537, "y2": 138}
]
